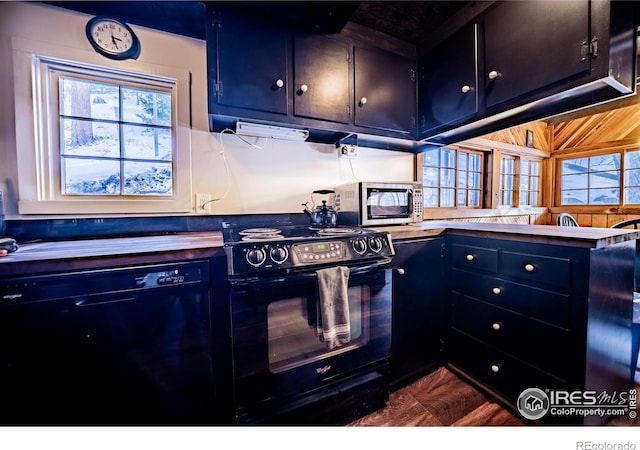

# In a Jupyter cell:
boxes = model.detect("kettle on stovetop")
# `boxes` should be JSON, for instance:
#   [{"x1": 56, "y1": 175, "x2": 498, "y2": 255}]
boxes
[{"x1": 302, "y1": 189, "x2": 338, "y2": 227}]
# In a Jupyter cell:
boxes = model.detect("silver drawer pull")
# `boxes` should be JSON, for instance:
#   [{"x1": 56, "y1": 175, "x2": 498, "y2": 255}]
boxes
[
  {"x1": 396, "y1": 268, "x2": 405, "y2": 275},
  {"x1": 524, "y1": 263, "x2": 535, "y2": 272},
  {"x1": 466, "y1": 254, "x2": 475, "y2": 261},
  {"x1": 492, "y1": 322, "x2": 502, "y2": 331},
  {"x1": 491, "y1": 364, "x2": 501, "y2": 373},
  {"x1": 492, "y1": 287, "x2": 501, "y2": 295}
]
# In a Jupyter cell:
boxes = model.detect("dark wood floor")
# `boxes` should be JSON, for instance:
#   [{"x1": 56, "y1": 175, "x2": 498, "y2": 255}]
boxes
[{"x1": 348, "y1": 366, "x2": 640, "y2": 427}]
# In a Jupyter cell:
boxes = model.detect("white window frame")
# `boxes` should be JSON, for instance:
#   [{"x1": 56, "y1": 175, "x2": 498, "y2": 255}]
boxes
[{"x1": 12, "y1": 37, "x2": 192, "y2": 215}]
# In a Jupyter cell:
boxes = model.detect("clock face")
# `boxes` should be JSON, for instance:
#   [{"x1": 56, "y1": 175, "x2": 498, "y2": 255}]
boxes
[{"x1": 86, "y1": 17, "x2": 140, "y2": 60}]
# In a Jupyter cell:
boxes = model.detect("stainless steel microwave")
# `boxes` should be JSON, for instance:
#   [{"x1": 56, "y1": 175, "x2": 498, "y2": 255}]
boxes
[{"x1": 334, "y1": 182, "x2": 423, "y2": 226}]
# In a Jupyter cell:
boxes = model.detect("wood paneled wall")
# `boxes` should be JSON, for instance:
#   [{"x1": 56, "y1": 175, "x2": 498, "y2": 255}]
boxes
[{"x1": 461, "y1": 93, "x2": 640, "y2": 228}]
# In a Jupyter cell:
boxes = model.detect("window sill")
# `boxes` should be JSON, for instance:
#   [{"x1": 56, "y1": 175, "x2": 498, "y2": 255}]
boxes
[{"x1": 423, "y1": 206, "x2": 548, "y2": 221}]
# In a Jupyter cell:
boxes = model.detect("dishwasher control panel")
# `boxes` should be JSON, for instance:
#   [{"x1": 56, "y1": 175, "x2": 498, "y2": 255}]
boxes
[{"x1": 0, "y1": 260, "x2": 210, "y2": 303}]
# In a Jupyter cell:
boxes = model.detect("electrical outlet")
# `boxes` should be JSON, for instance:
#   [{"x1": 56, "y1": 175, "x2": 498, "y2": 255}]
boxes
[
  {"x1": 195, "y1": 194, "x2": 212, "y2": 214},
  {"x1": 339, "y1": 145, "x2": 357, "y2": 159}
]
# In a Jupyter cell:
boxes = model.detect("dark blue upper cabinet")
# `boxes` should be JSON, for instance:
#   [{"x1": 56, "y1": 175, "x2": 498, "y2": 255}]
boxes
[
  {"x1": 209, "y1": 5, "x2": 290, "y2": 117},
  {"x1": 293, "y1": 33, "x2": 351, "y2": 124},
  {"x1": 354, "y1": 46, "x2": 417, "y2": 135},
  {"x1": 206, "y1": 3, "x2": 422, "y2": 151},
  {"x1": 483, "y1": 0, "x2": 590, "y2": 109},
  {"x1": 418, "y1": 22, "x2": 479, "y2": 136},
  {"x1": 419, "y1": 0, "x2": 637, "y2": 145}
]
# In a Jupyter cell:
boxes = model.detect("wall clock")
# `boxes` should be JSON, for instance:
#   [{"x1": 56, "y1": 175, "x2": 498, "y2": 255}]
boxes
[{"x1": 85, "y1": 16, "x2": 141, "y2": 60}]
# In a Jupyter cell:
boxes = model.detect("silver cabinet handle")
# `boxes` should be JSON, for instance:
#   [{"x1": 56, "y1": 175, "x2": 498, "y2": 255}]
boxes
[
  {"x1": 492, "y1": 322, "x2": 502, "y2": 331},
  {"x1": 461, "y1": 84, "x2": 471, "y2": 94},
  {"x1": 300, "y1": 84, "x2": 308, "y2": 93},
  {"x1": 396, "y1": 268, "x2": 405, "y2": 275},
  {"x1": 275, "y1": 79, "x2": 284, "y2": 88},
  {"x1": 491, "y1": 364, "x2": 501, "y2": 373},
  {"x1": 359, "y1": 97, "x2": 368, "y2": 106},
  {"x1": 524, "y1": 263, "x2": 535, "y2": 272},
  {"x1": 466, "y1": 254, "x2": 475, "y2": 261},
  {"x1": 488, "y1": 70, "x2": 499, "y2": 80},
  {"x1": 492, "y1": 287, "x2": 501, "y2": 295}
]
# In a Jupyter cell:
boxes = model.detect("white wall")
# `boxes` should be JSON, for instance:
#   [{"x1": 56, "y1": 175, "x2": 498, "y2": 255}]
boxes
[{"x1": 0, "y1": 2, "x2": 415, "y2": 219}]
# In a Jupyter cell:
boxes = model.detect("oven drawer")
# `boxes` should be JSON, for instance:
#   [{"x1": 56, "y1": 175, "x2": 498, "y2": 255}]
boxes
[
  {"x1": 451, "y1": 268, "x2": 570, "y2": 327},
  {"x1": 450, "y1": 293, "x2": 571, "y2": 380},
  {"x1": 447, "y1": 330, "x2": 568, "y2": 406}
]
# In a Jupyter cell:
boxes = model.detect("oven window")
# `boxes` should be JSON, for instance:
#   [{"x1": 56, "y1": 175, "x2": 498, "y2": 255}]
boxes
[
  {"x1": 367, "y1": 189, "x2": 409, "y2": 218},
  {"x1": 267, "y1": 285, "x2": 368, "y2": 373}
]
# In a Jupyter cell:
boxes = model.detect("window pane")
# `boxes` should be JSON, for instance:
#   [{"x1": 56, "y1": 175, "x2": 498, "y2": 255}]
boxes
[
  {"x1": 562, "y1": 172, "x2": 589, "y2": 190},
  {"x1": 61, "y1": 118, "x2": 120, "y2": 157},
  {"x1": 121, "y1": 87, "x2": 172, "y2": 126},
  {"x1": 441, "y1": 169, "x2": 455, "y2": 187},
  {"x1": 469, "y1": 172, "x2": 481, "y2": 189},
  {"x1": 458, "y1": 152, "x2": 468, "y2": 171},
  {"x1": 60, "y1": 78, "x2": 119, "y2": 120},
  {"x1": 589, "y1": 171, "x2": 619, "y2": 189},
  {"x1": 424, "y1": 188, "x2": 439, "y2": 207},
  {"x1": 590, "y1": 189, "x2": 619, "y2": 204},
  {"x1": 520, "y1": 160, "x2": 530, "y2": 175},
  {"x1": 122, "y1": 125, "x2": 172, "y2": 161},
  {"x1": 562, "y1": 189, "x2": 587, "y2": 204},
  {"x1": 626, "y1": 151, "x2": 640, "y2": 169},
  {"x1": 423, "y1": 148, "x2": 439, "y2": 166},
  {"x1": 123, "y1": 161, "x2": 173, "y2": 196},
  {"x1": 457, "y1": 190, "x2": 467, "y2": 206},
  {"x1": 530, "y1": 161, "x2": 540, "y2": 176},
  {"x1": 625, "y1": 187, "x2": 640, "y2": 204},
  {"x1": 423, "y1": 167, "x2": 439, "y2": 187},
  {"x1": 440, "y1": 188, "x2": 455, "y2": 207},
  {"x1": 441, "y1": 149, "x2": 456, "y2": 168},
  {"x1": 468, "y1": 190, "x2": 481, "y2": 206},
  {"x1": 457, "y1": 173, "x2": 468, "y2": 188},
  {"x1": 563, "y1": 158, "x2": 588, "y2": 172},
  {"x1": 62, "y1": 158, "x2": 120, "y2": 195},
  {"x1": 469, "y1": 154, "x2": 482, "y2": 171}
]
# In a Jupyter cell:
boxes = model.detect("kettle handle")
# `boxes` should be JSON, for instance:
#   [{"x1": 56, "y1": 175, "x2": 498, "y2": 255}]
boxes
[{"x1": 312, "y1": 189, "x2": 335, "y2": 195}]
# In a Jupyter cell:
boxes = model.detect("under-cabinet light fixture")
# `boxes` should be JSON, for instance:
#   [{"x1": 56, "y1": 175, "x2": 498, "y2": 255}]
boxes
[{"x1": 235, "y1": 121, "x2": 309, "y2": 141}]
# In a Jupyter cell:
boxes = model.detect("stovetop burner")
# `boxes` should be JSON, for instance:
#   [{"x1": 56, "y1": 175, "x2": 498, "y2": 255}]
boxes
[{"x1": 223, "y1": 223, "x2": 371, "y2": 245}]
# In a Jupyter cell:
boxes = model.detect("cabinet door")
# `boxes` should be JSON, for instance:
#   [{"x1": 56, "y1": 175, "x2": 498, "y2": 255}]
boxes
[
  {"x1": 354, "y1": 47, "x2": 416, "y2": 134},
  {"x1": 483, "y1": 0, "x2": 590, "y2": 109},
  {"x1": 294, "y1": 33, "x2": 351, "y2": 124},
  {"x1": 390, "y1": 238, "x2": 444, "y2": 389},
  {"x1": 419, "y1": 22, "x2": 478, "y2": 136},
  {"x1": 214, "y1": 9, "x2": 289, "y2": 115}
]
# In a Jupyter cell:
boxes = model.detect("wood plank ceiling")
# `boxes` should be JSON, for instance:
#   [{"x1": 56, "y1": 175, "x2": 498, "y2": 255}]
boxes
[{"x1": 549, "y1": 102, "x2": 640, "y2": 152}]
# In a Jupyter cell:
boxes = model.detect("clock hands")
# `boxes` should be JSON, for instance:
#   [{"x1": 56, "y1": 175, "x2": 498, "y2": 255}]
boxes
[{"x1": 109, "y1": 30, "x2": 122, "y2": 49}]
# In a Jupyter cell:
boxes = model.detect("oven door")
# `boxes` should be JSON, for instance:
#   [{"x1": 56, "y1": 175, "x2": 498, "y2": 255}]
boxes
[{"x1": 228, "y1": 259, "x2": 392, "y2": 422}]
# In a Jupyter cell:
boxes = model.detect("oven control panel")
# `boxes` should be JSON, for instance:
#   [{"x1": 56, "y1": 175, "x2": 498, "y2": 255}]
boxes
[
  {"x1": 227, "y1": 233, "x2": 395, "y2": 275},
  {"x1": 292, "y1": 241, "x2": 346, "y2": 263}
]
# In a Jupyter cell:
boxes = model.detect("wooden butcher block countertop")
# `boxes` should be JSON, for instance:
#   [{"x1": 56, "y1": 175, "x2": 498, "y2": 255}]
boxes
[
  {"x1": 378, "y1": 220, "x2": 640, "y2": 248},
  {"x1": 0, "y1": 232, "x2": 225, "y2": 277}
]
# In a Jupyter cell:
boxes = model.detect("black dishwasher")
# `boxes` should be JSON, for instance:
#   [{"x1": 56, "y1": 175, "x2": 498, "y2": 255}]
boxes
[{"x1": 0, "y1": 260, "x2": 214, "y2": 425}]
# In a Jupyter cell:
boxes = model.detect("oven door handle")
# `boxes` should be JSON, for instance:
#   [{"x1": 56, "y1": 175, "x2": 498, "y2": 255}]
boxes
[{"x1": 229, "y1": 258, "x2": 392, "y2": 287}]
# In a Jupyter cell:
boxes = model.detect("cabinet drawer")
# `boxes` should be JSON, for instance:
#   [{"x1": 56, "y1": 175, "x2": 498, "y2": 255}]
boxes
[
  {"x1": 500, "y1": 251, "x2": 571, "y2": 291},
  {"x1": 450, "y1": 293, "x2": 571, "y2": 380},
  {"x1": 451, "y1": 268, "x2": 570, "y2": 327},
  {"x1": 447, "y1": 330, "x2": 567, "y2": 406},
  {"x1": 451, "y1": 243, "x2": 498, "y2": 274}
]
